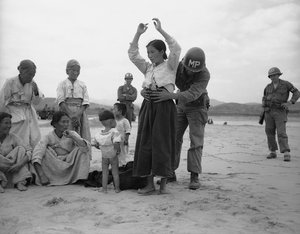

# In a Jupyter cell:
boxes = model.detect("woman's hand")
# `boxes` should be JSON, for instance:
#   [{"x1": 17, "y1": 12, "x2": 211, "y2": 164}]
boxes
[
  {"x1": 63, "y1": 130, "x2": 77, "y2": 139},
  {"x1": 48, "y1": 146, "x2": 58, "y2": 156},
  {"x1": 137, "y1": 23, "x2": 148, "y2": 34},
  {"x1": 140, "y1": 88, "x2": 151, "y2": 101},
  {"x1": 152, "y1": 18, "x2": 162, "y2": 31}
]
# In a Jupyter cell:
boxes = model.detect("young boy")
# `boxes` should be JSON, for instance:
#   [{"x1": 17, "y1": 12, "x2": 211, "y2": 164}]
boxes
[
  {"x1": 92, "y1": 110, "x2": 121, "y2": 193},
  {"x1": 113, "y1": 103, "x2": 131, "y2": 168}
]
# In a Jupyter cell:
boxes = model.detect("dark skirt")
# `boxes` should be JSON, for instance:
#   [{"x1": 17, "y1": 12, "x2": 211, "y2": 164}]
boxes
[{"x1": 133, "y1": 99, "x2": 176, "y2": 177}]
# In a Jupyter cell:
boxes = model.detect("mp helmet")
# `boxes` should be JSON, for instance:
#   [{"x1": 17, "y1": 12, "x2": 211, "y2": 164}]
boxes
[
  {"x1": 182, "y1": 47, "x2": 205, "y2": 72},
  {"x1": 124, "y1": 72, "x2": 133, "y2": 79},
  {"x1": 268, "y1": 67, "x2": 282, "y2": 77}
]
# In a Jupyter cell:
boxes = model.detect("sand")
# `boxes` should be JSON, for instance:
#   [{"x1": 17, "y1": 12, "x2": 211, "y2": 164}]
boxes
[{"x1": 0, "y1": 119, "x2": 299, "y2": 234}]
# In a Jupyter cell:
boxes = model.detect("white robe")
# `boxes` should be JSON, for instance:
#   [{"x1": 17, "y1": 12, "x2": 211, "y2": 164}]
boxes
[
  {"x1": 31, "y1": 130, "x2": 90, "y2": 186},
  {"x1": 0, "y1": 76, "x2": 44, "y2": 149}
]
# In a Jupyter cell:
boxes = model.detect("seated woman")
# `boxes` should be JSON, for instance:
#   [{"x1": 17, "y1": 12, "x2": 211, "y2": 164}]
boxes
[
  {"x1": 31, "y1": 111, "x2": 90, "y2": 186},
  {"x1": 0, "y1": 112, "x2": 32, "y2": 192}
]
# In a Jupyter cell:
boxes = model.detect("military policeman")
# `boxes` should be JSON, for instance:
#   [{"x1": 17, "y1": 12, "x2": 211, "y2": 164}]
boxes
[
  {"x1": 117, "y1": 73, "x2": 137, "y2": 126},
  {"x1": 262, "y1": 67, "x2": 300, "y2": 161},
  {"x1": 150, "y1": 47, "x2": 210, "y2": 189}
]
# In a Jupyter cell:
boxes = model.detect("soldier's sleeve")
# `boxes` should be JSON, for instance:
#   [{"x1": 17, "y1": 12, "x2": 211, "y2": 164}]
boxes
[
  {"x1": 177, "y1": 73, "x2": 209, "y2": 105},
  {"x1": 117, "y1": 86, "x2": 125, "y2": 101},
  {"x1": 262, "y1": 86, "x2": 267, "y2": 107},
  {"x1": 287, "y1": 81, "x2": 300, "y2": 104},
  {"x1": 127, "y1": 87, "x2": 137, "y2": 101}
]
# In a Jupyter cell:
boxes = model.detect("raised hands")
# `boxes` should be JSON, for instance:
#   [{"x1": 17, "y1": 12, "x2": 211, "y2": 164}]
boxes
[
  {"x1": 137, "y1": 23, "x2": 148, "y2": 34},
  {"x1": 137, "y1": 18, "x2": 162, "y2": 35},
  {"x1": 152, "y1": 18, "x2": 162, "y2": 31}
]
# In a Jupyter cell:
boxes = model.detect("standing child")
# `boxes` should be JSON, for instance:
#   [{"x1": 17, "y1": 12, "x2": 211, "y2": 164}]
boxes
[
  {"x1": 92, "y1": 110, "x2": 121, "y2": 193},
  {"x1": 113, "y1": 103, "x2": 131, "y2": 168},
  {"x1": 56, "y1": 59, "x2": 91, "y2": 142}
]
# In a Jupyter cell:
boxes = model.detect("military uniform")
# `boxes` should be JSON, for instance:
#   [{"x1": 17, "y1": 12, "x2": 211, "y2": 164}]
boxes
[
  {"x1": 262, "y1": 79, "x2": 300, "y2": 154},
  {"x1": 174, "y1": 61, "x2": 210, "y2": 174},
  {"x1": 117, "y1": 84, "x2": 137, "y2": 125}
]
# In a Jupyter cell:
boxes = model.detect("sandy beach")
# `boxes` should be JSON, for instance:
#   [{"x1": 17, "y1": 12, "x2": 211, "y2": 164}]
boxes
[{"x1": 0, "y1": 118, "x2": 299, "y2": 234}]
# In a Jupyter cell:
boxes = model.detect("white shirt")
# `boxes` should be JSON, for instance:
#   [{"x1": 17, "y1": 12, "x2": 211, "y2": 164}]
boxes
[
  {"x1": 92, "y1": 128, "x2": 121, "y2": 159},
  {"x1": 128, "y1": 37, "x2": 181, "y2": 93},
  {"x1": 56, "y1": 79, "x2": 89, "y2": 106}
]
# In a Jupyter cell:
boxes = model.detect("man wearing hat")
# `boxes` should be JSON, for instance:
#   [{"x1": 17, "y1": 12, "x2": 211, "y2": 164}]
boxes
[
  {"x1": 262, "y1": 67, "x2": 300, "y2": 161},
  {"x1": 149, "y1": 47, "x2": 210, "y2": 190},
  {"x1": 117, "y1": 73, "x2": 137, "y2": 126},
  {"x1": 56, "y1": 59, "x2": 91, "y2": 142},
  {"x1": 0, "y1": 59, "x2": 44, "y2": 149}
]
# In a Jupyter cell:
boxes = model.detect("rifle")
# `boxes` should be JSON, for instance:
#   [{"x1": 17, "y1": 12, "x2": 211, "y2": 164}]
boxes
[{"x1": 258, "y1": 110, "x2": 265, "y2": 125}]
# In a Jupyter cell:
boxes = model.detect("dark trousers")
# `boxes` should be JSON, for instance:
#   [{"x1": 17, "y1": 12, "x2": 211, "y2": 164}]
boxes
[
  {"x1": 265, "y1": 109, "x2": 290, "y2": 153},
  {"x1": 174, "y1": 105, "x2": 208, "y2": 174},
  {"x1": 121, "y1": 102, "x2": 134, "y2": 126}
]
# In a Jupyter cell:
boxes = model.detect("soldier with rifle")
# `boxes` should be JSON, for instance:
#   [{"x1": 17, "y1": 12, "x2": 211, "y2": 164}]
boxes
[{"x1": 262, "y1": 67, "x2": 300, "y2": 161}]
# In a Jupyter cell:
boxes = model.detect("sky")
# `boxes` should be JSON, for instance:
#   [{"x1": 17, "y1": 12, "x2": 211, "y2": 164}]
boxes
[{"x1": 0, "y1": 0, "x2": 299, "y2": 105}]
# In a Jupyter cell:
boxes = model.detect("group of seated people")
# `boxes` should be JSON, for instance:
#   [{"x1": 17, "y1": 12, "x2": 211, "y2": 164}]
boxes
[{"x1": 0, "y1": 111, "x2": 91, "y2": 193}]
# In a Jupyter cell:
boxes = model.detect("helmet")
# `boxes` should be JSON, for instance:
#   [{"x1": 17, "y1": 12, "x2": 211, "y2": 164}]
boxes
[
  {"x1": 124, "y1": 73, "x2": 133, "y2": 79},
  {"x1": 268, "y1": 67, "x2": 282, "y2": 77},
  {"x1": 182, "y1": 47, "x2": 205, "y2": 72}
]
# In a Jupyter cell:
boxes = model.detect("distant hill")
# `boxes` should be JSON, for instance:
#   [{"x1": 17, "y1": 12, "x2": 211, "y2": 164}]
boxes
[
  {"x1": 209, "y1": 102, "x2": 300, "y2": 116},
  {"x1": 209, "y1": 102, "x2": 261, "y2": 116},
  {"x1": 33, "y1": 97, "x2": 111, "y2": 115},
  {"x1": 210, "y1": 99, "x2": 225, "y2": 107},
  {"x1": 34, "y1": 97, "x2": 300, "y2": 117}
]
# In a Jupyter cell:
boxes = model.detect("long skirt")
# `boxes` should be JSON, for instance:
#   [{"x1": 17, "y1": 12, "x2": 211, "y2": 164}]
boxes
[
  {"x1": 31, "y1": 147, "x2": 90, "y2": 186},
  {"x1": 9, "y1": 105, "x2": 41, "y2": 149},
  {"x1": 0, "y1": 146, "x2": 32, "y2": 187},
  {"x1": 133, "y1": 99, "x2": 176, "y2": 177}
]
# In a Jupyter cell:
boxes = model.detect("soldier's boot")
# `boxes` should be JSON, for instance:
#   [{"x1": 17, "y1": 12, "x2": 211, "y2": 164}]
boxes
[
  {"x1": 267, "y1": 151, "x2": 277, "y2": 159},
  {"x1": 188, "y1": 172, "x2": 200, "y2": 190},
  {"x1": 283, "y1": 152, "x2": 291, "y2": 162}
]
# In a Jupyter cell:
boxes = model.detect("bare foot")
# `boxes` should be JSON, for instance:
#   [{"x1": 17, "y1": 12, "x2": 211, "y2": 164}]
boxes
[
  {"x1": 102, "y1": 188, "x2": 108, "y2": 193},
  {"x1": 159, "y1": 178, "x2": 168, "y2": 194},
  {"x1": 34, "y1": 162, "x2": 50, "y2": 185},
  {"x1": 16, "y1": 182, "x2": 28, "y2": 191},
  {"x1": 0, "y1": 185, "x2": 4, "y2": 193},
  {"x1": 40, "y1": 175, "x2": 50, "y2": 186},
  {"x1": 115, "y1": 188, "x2": 121, "y2": 193}
]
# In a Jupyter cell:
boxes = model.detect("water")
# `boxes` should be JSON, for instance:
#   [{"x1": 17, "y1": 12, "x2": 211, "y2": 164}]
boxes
[
  {"x1": 88, "y1": 114, "x2": 300, "y2": 127},
  {"x1": 208, "y1": 115, "x2": 300, "y2": 127}
]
